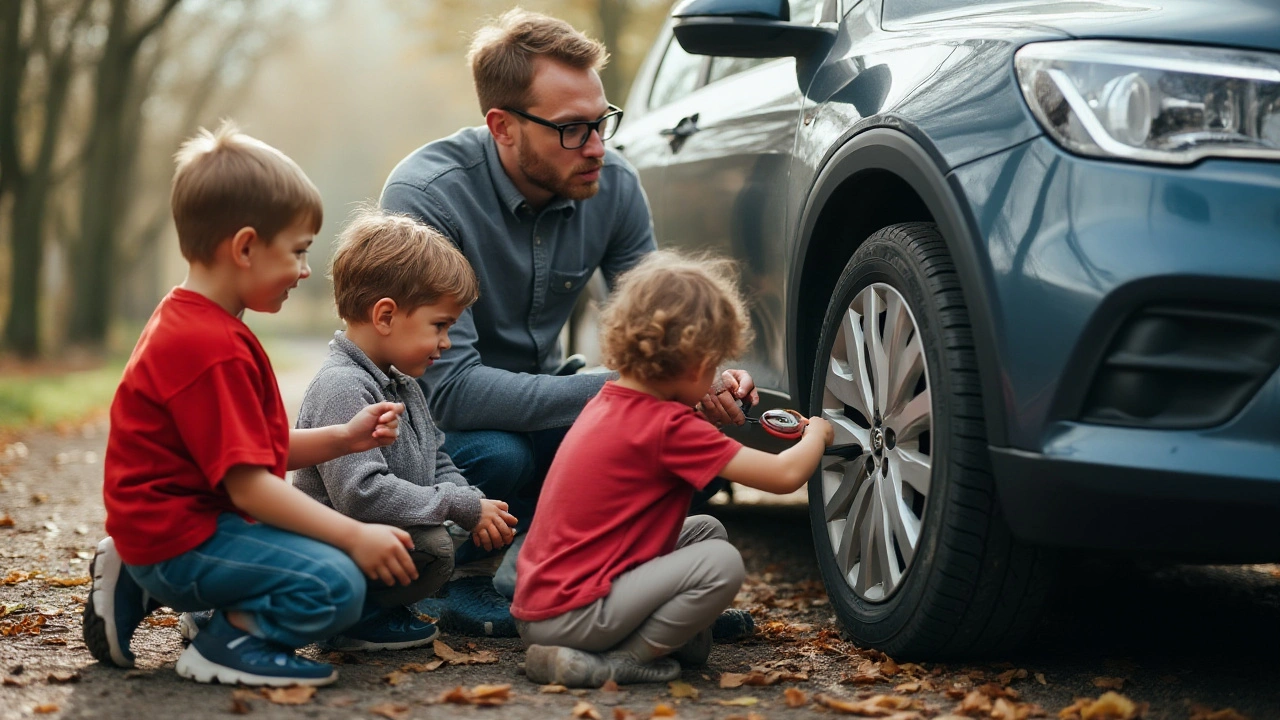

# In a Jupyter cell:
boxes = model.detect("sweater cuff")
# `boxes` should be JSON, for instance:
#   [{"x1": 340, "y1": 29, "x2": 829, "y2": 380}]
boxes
[{"x1": 452, "y1": 488, "x2": 485, "y2": 531}]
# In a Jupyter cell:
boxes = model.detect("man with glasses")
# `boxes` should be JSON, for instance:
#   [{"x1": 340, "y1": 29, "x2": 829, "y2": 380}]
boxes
[{"x1": 379, "y1": 8, "x2": 756, "y2": 639}]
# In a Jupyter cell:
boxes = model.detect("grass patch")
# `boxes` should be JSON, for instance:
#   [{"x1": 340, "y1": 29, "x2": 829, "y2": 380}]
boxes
[{"x1": 0, "y1": 362, "x2": 124, "y2": 432}]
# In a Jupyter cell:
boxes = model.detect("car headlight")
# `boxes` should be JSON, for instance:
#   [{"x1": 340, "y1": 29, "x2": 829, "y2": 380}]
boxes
[{"x1": 1015, "y1": 40, "x2": 1280, "y2": 164}]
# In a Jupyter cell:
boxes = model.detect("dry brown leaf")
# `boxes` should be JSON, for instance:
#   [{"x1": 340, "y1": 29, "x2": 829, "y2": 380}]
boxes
[
  {"x1": 433, "y1": 639, "x2": 498, "y2": 665},
  {"x1": 882, "y1": 658, "x2": 901, "y2": 676},
  {"x1": 998, "y1": 669, "x2": 1029, "y2": 686},
  {"x1": 991, "y1": 697, "x2": 1041, "y2": 720},
  {"x1": 0, "y1": 514, "x2": 14, "y2": 528},
  {"x1": 3, "y1": 676, "x2": 26, "y2": 687},
  {"x1": 1188, "y1": 705, "x2": 1250, "y2": 720},
  {"x1": 785, "y1": 687, "x2": 808, "y2": 707},
  {"x1": 723, "y1": 714, "x2": 766, "y2": 720},
  {"x1": 1057, "y1": 692, "x2": 1144, "y2": 720},
  {"x1": 816, "y1": 693, "x2": 921, "y2": 717},
  {"x1": 229, "y1": 689, "x2": 257, "y2": 714},
  {"x1": 668, "y1": 680, "x2": 698, "y2": 699},
  {"x1": 895, "y1": 682, "x2": 921, "y2": 693},
  {"x1": 399, "y1": 658, "x2": 445, "y2": 673},
  {"x1": 573, "y1": 700, "x2": 603, "y2": 719},
  {"x1": 717, "y1": 697, "x2": 759, "y2": 707},
  {"x1": 652, "y1": 703, "x2": 677, "y2": 717},
  {"x1": 1091, "y1": 677, "x2": 1125, "y2": 690},
  {"x1": 960, "y1": 690, "x2": 994, "y2": 715},
  {"x1": 369, "y1": 702, "x2": 412, "y2": 720},
  {"x1": 601, "y1": 679, "x2": 621, "y2": 692},
  {"x1": 471, "y1": 684, "x2": 511, "y2": 702},
  {"x1": 42, "y1": 636, "x2": 67, "y2": 646},
  {"x1": 33, "y1": 704, "x2": 60, "y2": 715},
  {"x1": 47, "y1": 670, "x2": 80, "y2": 683},
  {"x1": 437, "y1": 684, "x2": 511, "y2": 706},
  {"x1": 325, "y1": 696, "x2": 356, "y2": 708},
  {"x1": 612, "y1": 708, "x2": 637, "y2": 720},
  {"x1": 144, "y1": 615, "x2": 179, "y2": 627},
  {"x1": 540, "y1": 684, "x2": 568, "y2": 693},
  {"x1": 1036, "y1": 673, "x2": 1048, "y2": 686},
  {"x1": 2, "y1": 570, "x2": 37, "y2": 585},
  {"x1": 382, "y1": 670, "x2": 410, "y2": 686},
  {"x1": 45, "y1": 576, "x2": 90, "y2": 588},
  {"x1": 259, "y1": 686, "x2": 315, "y2": 705}
]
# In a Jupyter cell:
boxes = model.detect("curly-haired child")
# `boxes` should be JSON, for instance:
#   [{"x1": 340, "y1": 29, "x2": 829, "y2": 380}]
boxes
[{"x1": 510, "y1": 250, "x2": 834, "y2": 687}]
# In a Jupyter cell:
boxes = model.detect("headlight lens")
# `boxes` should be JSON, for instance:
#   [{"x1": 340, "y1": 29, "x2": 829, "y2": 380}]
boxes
[{"x1": 1016, "y1": 40, "x2": 1280, "y2": 164}]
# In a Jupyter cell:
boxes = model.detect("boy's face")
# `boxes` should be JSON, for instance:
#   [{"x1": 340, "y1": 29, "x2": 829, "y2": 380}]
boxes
[
  {"x1": 385, "y1": 297, "x2": 467, "y2": 378},
  {"x1": 243, "y1": 220, "x2": 313, "y2": 313}
]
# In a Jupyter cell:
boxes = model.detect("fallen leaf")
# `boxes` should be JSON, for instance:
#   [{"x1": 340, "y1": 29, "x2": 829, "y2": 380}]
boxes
[
  {"x1": 717, "y1": 697, "x2": 759, "y2": 706},
  {"x1": 47, "y1": 670, "x2": 80, "y2": 683},
  {"x1": 42, "y1": 636, "x2": 67, "y2": 645},
  {"x1": 0, "y1": 514, "x2": 13, "y2": 528},
  {"x1": 33, "y1": 704, "x2": 59, "y2": 714},
  {"x1": 144, "y1": 615, "x2": 179, "y2": 627},
  {"x1": 369, "y1": 702, "x2": 411, "y2": 720},
  {"x1": 3, "y1": 676, "x2": 26, "y2": 687},
  {"x1": 229, "y1": 689, "x2": 256, "y2": 714},
  {"x1": 325, "y1": 696, "x2": 356, "y2": 708},
  {"x1": 2, "y1": 570, "x2": 37, "y2": 585},
  {"x1": 785, "y1": 687, "x2": 808, "y2": 707},
  {"x1": 573, "y1": 700, "x2": 603, "y2": 719},
  {"x1": 882, "y1": 658, "x2": 901, "y2": 676},
  {"x1": 1091, "y1": 677, "x2": 1125, "y2": 690},
  {"x1": 399, "y1": 658, "x2": 445, "y2": 673},
  {"x1": 816, "y1": 693, "x2": 921, "y2": 717},
  {"x1": 652, "y1": 703, "x2": 677, "y2": 717},
  {"x1": 1036, "y1": 673, "x2": 1048, "y2": 686},
  {"x1": 612, "y1": 708, "x2": 637, "y2": 720},
  {"x1": 32, "y1": 493, "x2": 48, "y2": 504},
  {"x1": 382, "y1": 670, "x2": 410, "y2": 686},
  {"x1": 45, "y1": 576, "x2": 90, "y2": 588},
  {"x1": 895, "y1": 682, "x2": 921, "y2": 693},
  {"x1": 601, "y1": 679, "x2": 621, "y2": 692},
  {"x1": 1057, "y1": 692, "x2": 1145, "y2": 720},
  {"x1": 437, "y1": 684, "x2": 511, "y2": 706},
  {"x1": 1188, "y1": 705, "x2": 1250, "y2": 720},
  {"x1": 434, "y1": 639, "x2": 498, "y2": 665},
  {"x1": 669, "y1": 680, "x2": 698, "y2": 699},
  {"x1": 540, "y1": 684, "x2": 568, "y2": 693},
  {"x1": 960, "y1": 690, "x2": 994, "y2": 714},
  {"x1": 998, "y1": 669, "x2": 1029, "y2": 686},
  {"x1": 724, "y1": 715, "x2": 766, "y2": 720},
  {"x1": 259, "y1": 686, "x2": 315, "y2": 705}
]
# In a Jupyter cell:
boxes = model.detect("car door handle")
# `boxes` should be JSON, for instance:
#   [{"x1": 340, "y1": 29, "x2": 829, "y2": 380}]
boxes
[{"x1": 660, "y1": 113, "x2": 700, "y2": 138}]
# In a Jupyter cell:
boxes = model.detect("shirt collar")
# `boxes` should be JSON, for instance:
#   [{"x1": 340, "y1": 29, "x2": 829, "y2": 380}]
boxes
[
  {"x1": 482, "y1": 132, "x2": 578, "y2": 220},
  {"x1": 329, "y1": 331, "x2": 411, "y2": 393}
]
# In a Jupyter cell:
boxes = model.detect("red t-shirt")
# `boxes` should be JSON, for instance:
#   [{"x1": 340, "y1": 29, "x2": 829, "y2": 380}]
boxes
[
  {"x1": 104, "y1": 288, "x2": 289, "y2": 566},
  {"x1": 511, "y1": 382, "x2": 742, "y2": 622}
]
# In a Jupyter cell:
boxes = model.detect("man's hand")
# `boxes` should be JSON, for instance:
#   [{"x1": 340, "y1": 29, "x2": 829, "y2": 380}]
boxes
[
  {"x1": 697, "y1": 369, "x2": 759, "y2": 426},
  {"x1": 344, "y1": 402, "x2": 405, "y2": 453},
  {"x1": 471, "y1": 499, "x2": 518, "y2": 552},
  {"x1": 343, "y1": 523, "x2": 418, "y2": 587}
]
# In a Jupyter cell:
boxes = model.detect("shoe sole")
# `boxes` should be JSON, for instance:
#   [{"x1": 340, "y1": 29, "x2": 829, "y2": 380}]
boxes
[
  {"x1": 175, "y1": 644, "x2": 337, "y2": 687},
  {"x1": 325, "y1": 625, "x2": 439, "y2": 652},
  {"x1": 84, "y1": 537, "x2": 132, "y2": 668},
  {"x1": 178, "y1": 613, "x2": 201, "y2": 643},
  {"x1": 523, "y1": 645, "x2": 611, "y2": 688}
]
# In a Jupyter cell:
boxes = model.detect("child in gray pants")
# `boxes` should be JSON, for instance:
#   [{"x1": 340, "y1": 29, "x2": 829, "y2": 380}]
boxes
[{"x1": 511, "y1": 250, "x2": 834, "y2": 687}]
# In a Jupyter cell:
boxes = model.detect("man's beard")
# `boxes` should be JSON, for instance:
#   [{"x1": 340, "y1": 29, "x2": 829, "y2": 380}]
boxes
[{"x1": 517, "y1": 134, "x2": 604, "y2": 201}]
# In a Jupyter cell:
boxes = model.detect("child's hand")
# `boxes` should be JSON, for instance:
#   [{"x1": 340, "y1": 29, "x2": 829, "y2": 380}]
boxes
[
  {"x1": 344, "y1": 523, "x2": 418, "y2": 587},
  {"x1": 471, "y1": 499, "x2": 518, "y2": 552},
  {"x1": 345, "y1": 402, "x2": 405, "y2": 453},
  {"x1": 807, "y1": 416, "x2": 834, "y2": 446}
]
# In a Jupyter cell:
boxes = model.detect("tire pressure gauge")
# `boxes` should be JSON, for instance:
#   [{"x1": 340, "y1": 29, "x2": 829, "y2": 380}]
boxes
[{"x1": 739, "y1": 400, "x2": 808, "y2": 441}]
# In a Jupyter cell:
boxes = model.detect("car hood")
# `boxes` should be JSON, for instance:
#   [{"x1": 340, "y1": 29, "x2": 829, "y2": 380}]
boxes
[{"x1": 1045, "y1": 0, "x2": 1280, "y2": 54}]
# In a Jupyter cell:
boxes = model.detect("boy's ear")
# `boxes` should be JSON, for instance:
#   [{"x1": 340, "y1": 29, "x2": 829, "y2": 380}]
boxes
[
  {"x1": 228, "y1": 226, "x2": 258, "y2": 268},
  {"x1": 486, "y1": 109, "x2": 517, "y2": 147},
  {"x1": 371, "y1": 298, "x2": 398, "y2": 335}
]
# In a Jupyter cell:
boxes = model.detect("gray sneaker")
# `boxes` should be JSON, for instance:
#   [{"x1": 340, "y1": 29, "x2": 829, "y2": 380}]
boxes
[{"x1": 524, "y1": 645, "x2": 680, "y2": 688}]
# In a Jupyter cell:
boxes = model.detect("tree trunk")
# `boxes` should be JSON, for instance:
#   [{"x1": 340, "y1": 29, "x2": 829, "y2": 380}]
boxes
[{"x1": 596, "y1": 0, "x2": 629, "y2": 103}]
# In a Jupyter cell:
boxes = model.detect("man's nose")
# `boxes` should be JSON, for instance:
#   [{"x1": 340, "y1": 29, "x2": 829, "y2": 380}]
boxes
[{"x1": 581, "y1": 128, "x2": 605, "y2": 158}]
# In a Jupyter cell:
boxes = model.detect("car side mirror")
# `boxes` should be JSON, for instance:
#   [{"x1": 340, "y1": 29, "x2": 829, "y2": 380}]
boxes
[{"x1": 671, "y1": 0, "x2": 836, "y2": 59}]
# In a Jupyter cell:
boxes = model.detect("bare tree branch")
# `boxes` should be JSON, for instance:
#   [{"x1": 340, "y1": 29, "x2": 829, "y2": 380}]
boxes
[{"x1": 126, "y1": 0, "x2": 182, "y2": 53}]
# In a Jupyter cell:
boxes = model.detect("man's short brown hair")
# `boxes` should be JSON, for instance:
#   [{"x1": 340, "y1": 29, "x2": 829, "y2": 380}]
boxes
[
  {"x1": 467, "y1": 8, "x2": 609, "y2": 114},
  {"x1": 330, "y1": 207, "x2": 480, "y2": 324},
  {"x1": 171, "y1": 120, "x2": 323, "y2": 263},
  {"x1": 600, "y1": 250, "x2": 753, "y2": 383}
]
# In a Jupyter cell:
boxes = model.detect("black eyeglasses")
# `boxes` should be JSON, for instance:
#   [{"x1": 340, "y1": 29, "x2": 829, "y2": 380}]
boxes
[{"x1": 503, "y1": 104, "x2": 624, "y2": 149}]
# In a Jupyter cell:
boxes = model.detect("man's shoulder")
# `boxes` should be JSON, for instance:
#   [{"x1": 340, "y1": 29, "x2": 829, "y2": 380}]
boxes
[{"x1": 383, "y1": 126, "x2": 490, "y2": 194}]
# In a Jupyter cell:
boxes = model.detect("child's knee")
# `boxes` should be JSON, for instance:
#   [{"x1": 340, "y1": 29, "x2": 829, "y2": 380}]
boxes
[{"x1": 705, "y1": 539, "x2": 746, "y2": 592}]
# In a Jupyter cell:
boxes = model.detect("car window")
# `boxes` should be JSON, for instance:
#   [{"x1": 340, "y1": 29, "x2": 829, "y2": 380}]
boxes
[{"x1": 648, "y1": 35, "x2": 705, "y2": 110}]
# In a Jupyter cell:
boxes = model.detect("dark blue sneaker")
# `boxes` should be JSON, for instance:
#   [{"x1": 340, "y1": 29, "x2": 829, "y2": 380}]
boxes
[
  {"x1": 176, "y1": 612, "x2": 336, "y2": 686},
  {"x1": 322, "y1": 606, "x2": 439, "y2": 652},
  {"x1": 420, "y1": 576, "x2": 518, "y2": 637},
  {"x1": 83, "y1": 536, "x2": 160, "y2": 668},
  {"x1": 178, "y1": 610, "x2": 214, "y2": 643}
]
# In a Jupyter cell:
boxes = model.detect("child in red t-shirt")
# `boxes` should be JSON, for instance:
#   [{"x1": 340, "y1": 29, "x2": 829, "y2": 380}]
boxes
[
  {"x1": 83, "y1": 121, "x2": 434, "y2": 687},
  {"x1": 512, "y1": 250, "x2": 835, "y2": 688}
]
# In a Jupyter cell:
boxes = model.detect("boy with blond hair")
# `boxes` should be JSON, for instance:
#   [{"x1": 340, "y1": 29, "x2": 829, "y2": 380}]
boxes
[
  {"x1": 292, "y1": 208, "x2": 518, "y2": 643},
  {"x1": 84, "y1": 122, "x2": 433, "y2": 687},
  {"x1": 512, "y1": 251, "x2": 834, "y2": 687}
]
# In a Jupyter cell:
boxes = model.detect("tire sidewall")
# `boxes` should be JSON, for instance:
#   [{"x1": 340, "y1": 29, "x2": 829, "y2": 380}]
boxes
[{"x1": 806, "y1": 227, "x2": 957, "y2": 653}]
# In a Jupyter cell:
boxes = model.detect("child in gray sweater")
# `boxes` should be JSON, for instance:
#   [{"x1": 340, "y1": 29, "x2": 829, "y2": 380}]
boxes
[{"x1": 294, "y1": 208, "x2": 517, "y2": 649}]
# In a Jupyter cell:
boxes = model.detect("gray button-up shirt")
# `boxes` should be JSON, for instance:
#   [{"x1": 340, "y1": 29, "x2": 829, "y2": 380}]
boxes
[{"x1": 380, "y1": 126, "x2": 655, "y2": 433}]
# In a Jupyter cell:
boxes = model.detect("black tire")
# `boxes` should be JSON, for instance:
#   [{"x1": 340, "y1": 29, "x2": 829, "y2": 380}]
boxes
[{"x1": 806, "y1": 222, "x2": 1053, "y2": 659}]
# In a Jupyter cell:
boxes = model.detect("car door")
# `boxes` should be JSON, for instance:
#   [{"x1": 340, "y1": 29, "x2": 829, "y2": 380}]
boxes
[{"x1": 655, "y1": 0, "x2": 829, "y2": 393}]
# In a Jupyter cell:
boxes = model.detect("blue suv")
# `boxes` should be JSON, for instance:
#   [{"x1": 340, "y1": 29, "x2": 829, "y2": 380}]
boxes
[{"x1": 606, "y1": 0, "x2": 1280, "y2": 657}]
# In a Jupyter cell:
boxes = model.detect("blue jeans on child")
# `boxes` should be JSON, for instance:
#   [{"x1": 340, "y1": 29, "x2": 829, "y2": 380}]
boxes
[{"x1": 126, "y1": 514, "x2": 369, "y2": 648}]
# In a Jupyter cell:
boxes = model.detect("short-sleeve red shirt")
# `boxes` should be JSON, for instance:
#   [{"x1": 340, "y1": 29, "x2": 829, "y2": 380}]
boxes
[
  {"x1": 511, "y1": 382, "x2": 742, "y2": 622},
  {"x1": 104, "y1": 288, "x2": 289, "y2": 566}
]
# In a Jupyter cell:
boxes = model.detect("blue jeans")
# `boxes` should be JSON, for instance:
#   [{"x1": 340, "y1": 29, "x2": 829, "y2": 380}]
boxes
[
  {"x1": 443, "y1": 427, "x2": 568, "y2": 565},
  {"x1": 126, "y1": 514, "x2": 369, "y2": 649}
]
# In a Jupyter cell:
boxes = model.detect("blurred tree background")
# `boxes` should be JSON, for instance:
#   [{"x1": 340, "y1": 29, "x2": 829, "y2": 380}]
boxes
[{"x1": 0, "y1": 0, "x2": 670, "y2": 363}]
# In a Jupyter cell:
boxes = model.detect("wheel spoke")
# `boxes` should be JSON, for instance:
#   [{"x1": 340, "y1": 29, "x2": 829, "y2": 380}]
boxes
[
  {"x1": 886, "y1": 331, "x2": 924, "y2": 419},
  {"x1": 836, "y1": 476, "x2": 874, "y2": 581},
  {"x1": 885, "y1": 457, "x2": 923, "y2": 566},
  {"x1": 823, "y1": 409, "x2": 871, "y2": 450},
  {"x1": 863, "y1": 289, "x2": 890, "y2": 418},
  {"x1": 822, "y1": 459, "x2": 865, "y2": 523},
  {"x1": 830, "y1": 308, "x2": 875, "y2": 422},
  {"x1": 890, "y1": 446, "x2": 931, "y2": 494},
  {"x1": 887, "y1": 388, "x2": 931, "y2": 441}
]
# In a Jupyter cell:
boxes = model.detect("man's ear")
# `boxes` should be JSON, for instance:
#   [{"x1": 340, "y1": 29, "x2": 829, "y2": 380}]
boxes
[
  {"x1": 486, "y1": 108, "x2": 517, "y2": 147},
  {"x1": 371, "y1": 298, "x2": 398, "y2": 335},
  {"x1": 229, "y1": 227, "x2": 258, "y2": 268}
]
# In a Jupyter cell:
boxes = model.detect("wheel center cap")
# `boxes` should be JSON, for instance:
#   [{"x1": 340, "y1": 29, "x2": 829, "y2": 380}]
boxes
[{"x1": 872, "y1": 428, "x2": 884, "y2": 453}]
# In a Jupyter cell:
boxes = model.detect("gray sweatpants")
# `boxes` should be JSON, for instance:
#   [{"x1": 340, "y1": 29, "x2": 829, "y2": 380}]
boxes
[
  {"x1": 367, "y1": 525, "x2": 454, "y2": 608},
  {"x1": 517, "y1": 515, "x2": 745, "y2": 654}
]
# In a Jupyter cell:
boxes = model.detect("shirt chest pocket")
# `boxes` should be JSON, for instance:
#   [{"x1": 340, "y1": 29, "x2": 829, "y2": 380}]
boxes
[{"x1": 549, "y1": 267, "x2": 591, "y2": 295}]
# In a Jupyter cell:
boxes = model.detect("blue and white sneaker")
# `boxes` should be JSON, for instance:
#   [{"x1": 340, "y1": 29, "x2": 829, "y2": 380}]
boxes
[
  {"x1": 83, "y1": 536, "x2": 159, "y2": 668},
  {"x1": 322, "y1": 606, "x2": 439, "y2": 652},
  {"x1": 414, "y1": 576, "x2": 518, "y2": 637},
  {"x1": 178, "y1": 610, "x2": 214, "y2": 643},
  {"x1": 176, "y1": 612, "x2": 337, "y2": 686}
]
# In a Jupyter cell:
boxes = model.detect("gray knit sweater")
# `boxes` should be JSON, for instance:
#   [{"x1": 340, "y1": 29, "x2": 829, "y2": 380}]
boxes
[{"x1": 293, "y1": 332, "x2": 483, "y2": 530}]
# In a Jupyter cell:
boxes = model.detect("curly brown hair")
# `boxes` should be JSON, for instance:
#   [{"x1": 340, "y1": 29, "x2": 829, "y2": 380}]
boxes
[{"x1": 599, "y1": 250, "x2": 753, "y2": 383}]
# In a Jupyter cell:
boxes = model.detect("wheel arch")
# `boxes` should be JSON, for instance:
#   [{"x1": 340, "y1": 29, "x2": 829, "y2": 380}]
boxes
[{"x1": 787, "y1": 126, "x2": 1008, "y2": 446}]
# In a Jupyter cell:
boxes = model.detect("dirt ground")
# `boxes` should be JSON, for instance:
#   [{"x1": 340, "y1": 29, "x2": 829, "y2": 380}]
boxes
[{"x1": 2, "y1": 342, "x2": 1279, "y2": 719}]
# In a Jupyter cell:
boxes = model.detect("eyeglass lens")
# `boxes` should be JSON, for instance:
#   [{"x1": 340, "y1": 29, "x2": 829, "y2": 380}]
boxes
[{"x1": 562, "y1": 113, "x2": 621, "y2": 149}]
